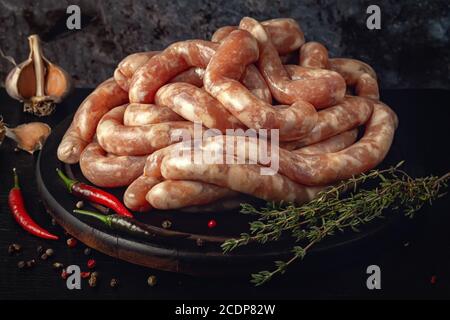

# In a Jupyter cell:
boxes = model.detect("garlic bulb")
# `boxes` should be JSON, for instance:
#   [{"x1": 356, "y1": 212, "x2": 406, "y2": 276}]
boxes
[
  {"x1": 5, "y1": 35, "x2": 71, "y2": 116},
  {"x1": 5, "y1": 122, "x2": 51, "y2": 154}
]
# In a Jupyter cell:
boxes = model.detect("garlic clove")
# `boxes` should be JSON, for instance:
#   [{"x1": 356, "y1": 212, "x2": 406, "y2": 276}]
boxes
[
  {"x1": 4, "y1": 35, "x2": 72, "y2": 116},
  {"x1": 5, "y1": 122, "x2": 51, "y2": 154}
]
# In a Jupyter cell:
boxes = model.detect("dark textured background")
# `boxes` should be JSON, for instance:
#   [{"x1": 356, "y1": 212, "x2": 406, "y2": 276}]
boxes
[{"x1": 0, "y1": 0, "x2": 449, "y2": 89}]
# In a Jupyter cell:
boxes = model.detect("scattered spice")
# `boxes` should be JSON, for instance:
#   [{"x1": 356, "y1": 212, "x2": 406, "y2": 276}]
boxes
[
  {"x1": 8, "y1": 169, "x2": 58, "y2": 240},
  {"x1": 196, "y1": 238, "x2": 204, "y2": 247},
  {"x1": 17, "y1": 260, "x2": 26, "y2": 269},
  {"x1": 36, "y1": 245, "x2": 44, "y2": 254},
  {"x1": 110, "y1": 278, "x2": 119, "y2": 288},
  {"x1": 40, "y1": 253, "x2": 48, "y2": 260},
  {"x1": 81, "y1": 271, "x2": 91, "y2": 279},
  {"x1": 430, "y1": 275, "x2": 437, "y2": 285},
  {"x1": 87, "y1": 259, "x2": 96, "y2": 269},
  {"x1": 88, "y1": 272, "x2": 98, "y2": 287},
  {"x1": 8, "y1": 243, "x2": 22, "y2": 255},
  {"x1": 51, "y1": 218, "x2": 57, "y2": 226},
  {"x1": 75, "y1": 201, "x2": 84, "y2": 209},
  {"x1": 147, "y1": 275, "x2": 157, "y2": 287},
  {"x1": 83, "y1": 247, "x2": 91, "y2": 256},
  {"x1": 66, "y1": 237, "x2": 77, "y2": 248},
  {"x1": 25, "y1": 259, "x2": 36, "y2": 268},
  {"x1": 45, "y1": 248, "x2": 54, "y2": 257},
  {"x1": 57, "y1": 169, "x2": 133, "y2": 218},
  {"x1": 162, "y1": 220, "x2": 172, "y2": 229},
  {"x1": 207, "y1": 219, "x2": 217, "y2": 229},
  {"x1": 52, "y1": 262, "x2": 64, "y2": 270}
]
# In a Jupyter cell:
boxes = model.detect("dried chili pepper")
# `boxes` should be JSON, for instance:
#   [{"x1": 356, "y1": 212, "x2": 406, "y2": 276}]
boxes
[
  {"x1": 57, "y1": 168, "x2": 133, "y2": 218},
  {"x1": 8, "y1": 168, "x2": 58, "y2": 240}
]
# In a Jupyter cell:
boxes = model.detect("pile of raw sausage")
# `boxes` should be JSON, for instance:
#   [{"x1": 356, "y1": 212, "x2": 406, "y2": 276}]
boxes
[{"x1": 57, "y1": 17, "x2": 398, "y2": 212}]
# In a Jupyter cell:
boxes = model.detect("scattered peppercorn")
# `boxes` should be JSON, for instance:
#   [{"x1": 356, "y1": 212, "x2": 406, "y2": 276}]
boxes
[
  {"x1": 162, "y1": 220, "x2": 172, "y2": 229},
  {"x1": 45, "y1": 248, "x2": 54, "y2": 257},
  {"x1": 196, "y1": 238, "x2": 204, "y2": 247},
  {"x1": 83, "y1": 247, "x2": 91, "y2": 256},
  {"x1": 17, "y1": 260, "x2": 26, "y2": 269},
  {"x1": 61, "y1": 269, "x2": 68, "y2": 279},
  {"x1": 8, "y1": 243, "x2": 22, "y2": 255},
  {"x1": 430, "y1": 275, "x2": 437, "y2": 285},
  {"x1": 87, "y1": 259, "x2": 96, "y2": 269},
  {"x1": 40, "y1": 253, "x2": 48, "y2": 260},
  {"x1": 66, "y1": 237, "x2": 77, "y2": 248},
  {"x1": 88, "y1": 273, "x2": 98, "y2": 287},
  {"x1": 25, "y1": 259, "x2": 36, "y2": 268},
  {"x1": 36, "y1": 245, "x2": 44, "y2": 254},
  {"x1": 14, "y1": 147, "x2": 19, "y2": 152},
  {"x1": 51, "y1": 218, "x2": 57, "y2": 226},
  {"x1": 81, "y1": 271, "x2": 91, "y2": 279},
  {"x1": 147, "y1": 275, "x2": 157, "y2": 287},
  {"x1": 52, "y1": 262, "x2": 64, "y2": 269},
  {"x1": 76, "y1": 201, "x2": 84, "y2": 209},
  {"x1": 110, "y1": 278, "x2": 119, "y2": 288},
  {"x1": 207, "y1": 219, "x2": 217, "y2": 229}
]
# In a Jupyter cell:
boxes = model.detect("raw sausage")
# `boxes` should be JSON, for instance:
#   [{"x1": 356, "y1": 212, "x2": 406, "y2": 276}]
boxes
[
  {"x1": 96, "y1": 105, "x2": 195, "y2": 155},
  {"x1": 79, "y1": 142, "x2": 146, "y2": 187},
  {"x1": 281, "y1": 95, "x2": 373, "y2": 150},
  {"x1": 212, "y1": 18, "x2": 304, "y2": 55},
  {"x1": 57, "y1": 78, "x2": 128, "y2": 164},
  {"x1": 293, "y1": 129, "x2": 358, "y2": 154},
  {"x1": 204, "y1": 29, "x2": 318, "y2": 140},
  {"x1": 129, "y1": 40, "x2": 218, "y2": 103},
  {"x1": 124, "y1": 175, "x2": 162, "y2": 212},
  {"x1": 123, "y1": 103, "x2": 183, "y2": 126},
  {"x1": 160, "y1": 155, "x2": 325, "y2": 203},
  {"x1": 155, "y1": 82, "x2": 245, "y2": 131},
  {"x1": 328, "y1": 58, "x2": 379, "y2": 99},
  {"x1": 146, "y1": 180, "x2": 237, "y2": 210},
  {"x1": 114, "y1": 51, "x2": 159, "y2": 91},
  {"x1": 239, "y1": 17, "x2": 346, "y2": 108},
  {"x1": 299, "y1": 42, "x2": 329, "y2": 69}
]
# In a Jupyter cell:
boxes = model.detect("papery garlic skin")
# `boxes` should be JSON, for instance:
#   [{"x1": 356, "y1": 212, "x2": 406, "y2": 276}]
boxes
[
  {"x1": 4, "y1": 35, "x2": 72, "y2": 116},
  {"x1": 5, "y1": 122, "x2": 51, "y2": 154}
]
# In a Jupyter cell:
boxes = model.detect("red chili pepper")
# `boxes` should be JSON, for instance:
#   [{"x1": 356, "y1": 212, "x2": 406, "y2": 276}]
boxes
[
  {"x1": 56, "y1": 168, "x2": 133, "y2": 218},
  {"x1": 8, "y1": 168, "x2": 58, "y2": 240}
]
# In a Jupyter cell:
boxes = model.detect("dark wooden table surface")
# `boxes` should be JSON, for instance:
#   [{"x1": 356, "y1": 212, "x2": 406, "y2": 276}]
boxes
[{"x1": 1, "y1": 88, "x2": 449, "y2": 300}]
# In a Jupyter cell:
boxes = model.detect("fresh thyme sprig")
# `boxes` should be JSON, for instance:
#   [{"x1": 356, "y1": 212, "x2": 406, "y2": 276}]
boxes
[{"x1": 221, "y1": 162, "x2": 450, "y2": 286}]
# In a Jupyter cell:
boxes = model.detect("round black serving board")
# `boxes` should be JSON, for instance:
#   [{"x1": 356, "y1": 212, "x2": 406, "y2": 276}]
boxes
[{"x1": 36, "y1": 114, "x2": 406, "y2": 276}]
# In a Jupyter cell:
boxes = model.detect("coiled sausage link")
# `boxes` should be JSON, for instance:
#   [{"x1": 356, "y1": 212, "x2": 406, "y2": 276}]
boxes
[
  {"x1": 204, "y1": 29, "x2": 318, "y2": 140},
  {"x1": 212, "y1": 18, "x2": 305, "y2": 55},
  {"x1": 239, "y1": 17, "x2": 346, "y2": 108},
  {"x1": 281, "y1": 95, "x2": 373, "y2": 150},
  {"x1": 57, "y1": 78, "x2": 128, "y2": 164},
  {"x1": 114, "y1": 51, "x2": 159, "y2": 91},
  {"x1": 123, "y1": 103, "x2": 183, "y2": 126},
  {"x1": 96, "y1": 105, "x2": 195, "y2": 156},
  {"x1": 157, "y1": 101, "x2": 397, "y2": 188},
  {"x1": 79, "y1": 142, "x2": 147, "y2": 188},
  {"x1": 129, "y1": 40, "x2": 218, "y2": 103},
  {"x1": 155, "y1": 82, "x2": 245, "y2": 131},
  {"x1": 146, "y1": 180, "x2": 237, "y2": 210},
  {"x1": 293, "y1": 129, "x2": 358, "y2": 154}
]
